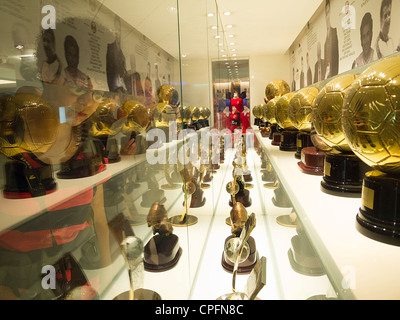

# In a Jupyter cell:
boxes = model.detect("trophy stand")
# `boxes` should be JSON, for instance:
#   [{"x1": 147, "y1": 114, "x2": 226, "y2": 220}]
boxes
[
  {"x1": 295, "y1": 131, "x2": 313, "y2": 160},
  {"x1": 320, "y1": 150, "x2": 371, "y2": 197},
  {"x1": 144, "y1": 203, "x2": 183, "y2": 272},
  {"x1": 355, "y1": 171, "x2": 400, "y2": 246},
  {"x1": 279, "y1": 130, "x2": 298, "y2": 152},
  {"x1": 297, "y1": 146, "x2": 326, "y2": 176},
  {"x1": 169, "y1": 166, "x2": 200, "y2": 227},
  {"x1": 199, "y1": 163, "x2": 210, "y2": 190},
  {"x1": 222, "y1": 206, "x2": 259, "y2": 274},
  {"x1": 218, "y1": 213, "x2": 266, "y2": 300}
]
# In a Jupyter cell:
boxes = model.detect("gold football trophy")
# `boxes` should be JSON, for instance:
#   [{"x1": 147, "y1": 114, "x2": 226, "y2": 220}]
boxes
[
  {"x1": 263, "y1": 97, "x2": 280, "y2": 142},
  {"x1": 342, "y1": 55, "x2": 400, "y2": 245},
  {"x1": 154, "y1": 85, "x2": 179, "y2": 143},
  {"x1": 264, "y1": 79, "x2": 290, "y2": 140},
  {"x1": 313, "y1": 74, "x2": 371, "y2": 196},
  {"x1": 275, "y1": 92, "x2": 298, "y2": 151},
  {"x1": 90, "y1": 98, "x2": 121, "y2": 163},
  {"x1": 0, "y1": 93, "x2": 58, "y2": 198},
  {"x1": 288, "y1": 87, "x2": 320, "y2": 160}
]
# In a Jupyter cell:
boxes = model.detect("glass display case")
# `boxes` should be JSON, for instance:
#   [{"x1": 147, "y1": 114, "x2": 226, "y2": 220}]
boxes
[{"x1": 1, "y1": 0, "x2": 400, "y2": 301}]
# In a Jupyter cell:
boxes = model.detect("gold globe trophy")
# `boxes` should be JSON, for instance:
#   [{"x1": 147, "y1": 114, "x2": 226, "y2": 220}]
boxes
[
  {"x1": 264, "y1": 79, "x2": 290, "y2": 140},
  {"x1": 342, "y1": 55, "x2": 400, "y2": 245},
  {"x1": 154, "y1": 85, "x2": 179, "y2": 143},
  {"x1": 0, "y1": 93, "x2": 58, "y2": 198},
  {"x1": 252, "y1": 104, "x2": 262, "y2": 127},
  {"x1": 198, "y1": 106, "x2": 211, "y2": 128},
  {"x1": 288, "y1": 87, "x2": 320, "y2": 160},
  {"x1": 313, "y1": 74, "x2": 371, "y2": 196},
  {"x1": 90, "y1": 98, "x2": 122, "y2": 163},
  {"x1": 264, "y1": 97, "x2": 280, "y2": 143},
  {"x1": 120, "y1": 100, "x2": 151, "y2": 154},
  {"x1": 275, "y1": 92, "x2": 298, "y2": 151},
  {"x1": 188, "y1": 106, "x2": 201, "y2": 131}
]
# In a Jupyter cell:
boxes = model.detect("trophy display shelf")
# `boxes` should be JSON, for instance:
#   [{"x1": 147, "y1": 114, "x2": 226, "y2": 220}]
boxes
[{"x1": 297, "y1": 146, "x2": 326, "y2": 176}]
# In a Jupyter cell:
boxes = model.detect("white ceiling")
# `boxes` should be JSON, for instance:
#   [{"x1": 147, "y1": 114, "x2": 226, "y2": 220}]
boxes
[{"x1": 103, "y1": 0, "x2": 323, "y2": 60}]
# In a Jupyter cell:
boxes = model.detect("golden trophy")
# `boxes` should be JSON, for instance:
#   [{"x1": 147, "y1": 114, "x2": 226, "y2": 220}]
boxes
[
  {"x1": 188, "y1": 106, "x2": 201, "y2": 131},
  {"x1": 252, "y1": 104, "x2": 262, "y2": 128},
  {"x1": 342, "y1": 55, "x2": 400, "y2": 245},
  {"x1": 275, "y1": 92, "x2": 298, "y2": 151},
  {"x1": 264, "y1": 97, "x2": 280, "y2": 143},
  {"x1": 144, "y1": 202, "x2": 182, "y2": 272},
  {"x1": 120, "y1": 100, "x2": 151, "y2": 154},
  {"x1": 219, "y1": 213, "x2": 266, "y2": 301},
  {"x1": 199, "y1": 106, "x2": 211, "y2": 128},
  {"x1": 154, "y1": 85, "x2": 179, "y2": 143},
  {"x1": 90, "y1": 98, "x2": 121, "y2": 163},
  {"x1": 176, "y1": 105, "x2": 192, "y2": 133},
  {"x1": 264, "y1": 79, "x2": 290, "y2": 140},
  {"x1": 169, "y1": 164, "x2": 203, "y2": 227},
  {"x1": 222, "y1": 209, "x2": 259, "y2": 274},
  {"x1": 313, "y1": 74, "x2": 371, "y2": 196},
  {"x1": 0, "y1": 93, "x2": 58, "y2": 198},
  {"x1": 288, "y1": 87, "x2": 320, "y2": 160}
]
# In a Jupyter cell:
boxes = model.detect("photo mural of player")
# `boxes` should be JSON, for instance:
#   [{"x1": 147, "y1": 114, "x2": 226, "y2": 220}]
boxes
[{"x1": 289, "y1": 0, "x2": 400, "y2": 89}]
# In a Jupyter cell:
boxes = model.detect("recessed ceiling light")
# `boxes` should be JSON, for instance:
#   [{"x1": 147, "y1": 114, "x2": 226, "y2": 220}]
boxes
[
  {"x1": 222, "y1": 54, "x2": 227, "y2": 57},
  {"x1": 226, "y1": 25, "x2": 233, "y2": 29},
  {"x1": 208, "y1": 13, "x2": 214, "y2": 17},
  {"x1": 230, "y1": 42, "x2": 235, "y2": 46},
  {"x1": 224, "y1": 12, "x2": 231, "y2": 16},
  {"x1": 228, "y1": 35, "x2": 234, "y2": 38},
  {"x1": 211, "y1": 25, "x2": 217, "y2": 30},
  {"x1": 231, "y1": 49, "x2": 236, "y2": 52},
  {"x1": 232, "y1": 54, "x2": 237, "y2": 57},
  {"x1": 215, "y1": 35, "x2": 221, "y2": 39}
]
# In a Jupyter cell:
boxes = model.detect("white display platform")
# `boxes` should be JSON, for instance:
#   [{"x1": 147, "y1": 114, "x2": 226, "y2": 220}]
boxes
[{"x1": 254, "y1": 128, "x2": 400, "y2": 300}]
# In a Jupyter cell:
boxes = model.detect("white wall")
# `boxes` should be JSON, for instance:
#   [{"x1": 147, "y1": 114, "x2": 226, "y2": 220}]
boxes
[
  {"x1": 249, "y1": 54, "x2": 290, "y2": 125},
  {"x1": 249, "y1": 54, "x2": 291, "y2": 108}
]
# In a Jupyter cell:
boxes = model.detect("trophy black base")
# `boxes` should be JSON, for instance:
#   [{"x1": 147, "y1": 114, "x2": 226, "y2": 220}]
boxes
[
  {"x1": 279, "y1": 131, "x2": 298, "y2": 152},
  {"x1": 356, "y1": 171, "x2": 400, "y2": 246},
  {"x1": 295, "y1": 132, "x2": 313, "y2": 159},
  {"x1": 288, "y1": 235, "x2": 325, "y2": 277},
  {"x1": 320, "y1": 151, "x2": 370, "y2": 197},
  {"x1": 3, "y1": 160, "x2": 57, "y2": 199},
  {"x1": 144, "y1": 234, "x2": 182, "y2": 272},
  {"x1": 297, "y1": 147, "x2": 326, "y2": 176},
  {"x1": 221, "y1": 236, "x2": 259, "y2": 275},
  {"x1": 229, "y1": 190, "x2": 252, "y2": 207},
  {"x1": 269, "y1": 124, "x2": 279, "y2": 140},
  {"x1": 271, "y1": 132, "x2": 281, "y2": 146}
]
